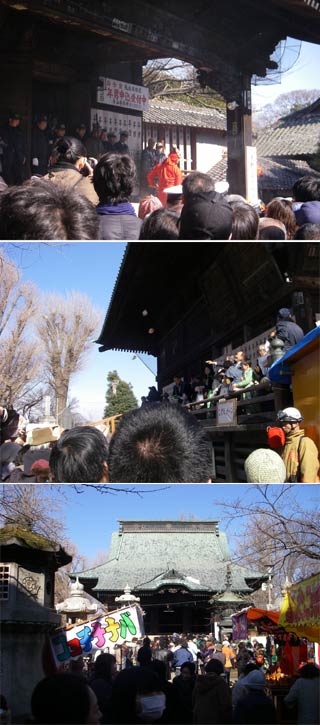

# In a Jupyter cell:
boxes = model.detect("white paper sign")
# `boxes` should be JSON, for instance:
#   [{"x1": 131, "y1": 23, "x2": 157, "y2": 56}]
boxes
[
  {"x1": 97, "y1": 77, "x2": 149, "y2": 112},
  {"x1": 50, "y1": 604, "x2": 145, "y2": 666},
  {"x1": 216, "y1": 398, "x2": 237, "y2": 426}
]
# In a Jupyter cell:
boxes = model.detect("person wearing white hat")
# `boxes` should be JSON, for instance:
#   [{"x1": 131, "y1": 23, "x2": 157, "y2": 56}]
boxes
[{"x1": 276, "y1": 408, "x2": 319, "y2": 482}]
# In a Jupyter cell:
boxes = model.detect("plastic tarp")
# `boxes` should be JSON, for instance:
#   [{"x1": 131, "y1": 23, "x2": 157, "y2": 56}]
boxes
[{"x1": 269, "y1": 326, "x2": 320, "y2": 385}]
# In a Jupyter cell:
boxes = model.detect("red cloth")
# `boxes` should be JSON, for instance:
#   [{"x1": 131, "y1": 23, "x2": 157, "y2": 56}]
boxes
[{"x1": 147, "y1": 153, "x2": 182, "y2": 206}]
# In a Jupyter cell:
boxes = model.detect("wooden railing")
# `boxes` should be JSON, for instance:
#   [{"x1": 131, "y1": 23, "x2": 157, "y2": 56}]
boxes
[{"x1": 186, "y1": 379, "x2": 277, "y2": 428}]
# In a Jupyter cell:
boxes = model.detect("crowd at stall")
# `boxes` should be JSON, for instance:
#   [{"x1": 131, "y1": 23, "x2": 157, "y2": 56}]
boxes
[
  {"x1": 0, "y1": 113, "x2": 320, "y2": 239},
  {"x1": 2, "y1": 633, "x2": 318, "y2": 724}
]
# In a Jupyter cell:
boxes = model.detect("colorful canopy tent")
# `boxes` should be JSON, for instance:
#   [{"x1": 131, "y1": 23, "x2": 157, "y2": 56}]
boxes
[
  {"x1": 232, "y1": 606, "x2": 280, "y2": 640},
  {"x1": 279, "y1": 573, "x2": 320, "y2": 643}
]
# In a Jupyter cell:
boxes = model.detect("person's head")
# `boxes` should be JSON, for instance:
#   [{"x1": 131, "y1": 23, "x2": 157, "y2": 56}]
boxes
[
  {"x1": 258, "y1": 345, "x2": 266, "y2": 356},
  {"x1": 231, "y1": 202, "x2": 259, "y2": 240},
  {"x1": 214, "y1": 643, "x2": 222, "y2": 652},
  {"x1": 0, "y1": 180, "x2": 99, "y2": 240},
  {"x1": 93, "y1": 152, "x2": 136, "y2": 204},
  {"x1": 147, "y1": 138, "x2": 155, "y2": 149},
  {"x1": 241, "y1": 359, "x2": 251, "y2": 371},
  {"x1": 119, "y1": 131, "x2": 128, "y2": 142},
  {"x1": 179, "y1": 194, "x2": 233, "y2": 239},
  {"x1": 49, "y1": 426, "x2": 109, "y2": 483},
  {"x1": 36, "y1": 113, "x2": 48, "y2": 130},
  {"x1": 30, "y1": 458, "x2": 50, "y2": 482},
  {"x1": 51, "y1": 136, "x2": 87, "y2": 170},
  {"x1": 108, "y1": 403, "x2": 212, "y2": 483},
  {"x1": 276, "y1": 406, "x2": 303, "y2": 435},
  {"x1": 182, "y1": 172, "x2": 215, "y2": 203},
  {"x1": 294, "y1": 223, "x2": 320, "y2": 239},
  {"x1": 76, "y1": 123, "x2": 87, "y2": 138},
  {"x1": 258, "y1": 217, "x2": 286, "y2": 239},
  {"x1": 265, "y1": 198, "x2": 297, "y2": 239},
  {"x1": 165, "y1": 186, "x2": 183, "y2": 215},
  {"x1": 243, "y1": 669, "x2": 266, "y2": 690},
  {"x1": 55, "y1": 123, "x2": 66, "y2": 138},
  {"x1": 243, "y1": 663, "x2": 260, "y2": 676},
  {"x1": 292, "y1": 176, "x2": 320, "y2": 202},
  {"x1": 31, "y1": 673, "x2": 101, "y2": 724},
  {"x1": 139, "y1": 208, "x2": 179, "y2": 239},
  {"x1": 107, "y1": 131, "x2": 116, "y2": 142},
  {"x1": 180, "y1": 662, "x2": 196, "y2": 679},
  {"x1": 245, "y1": 448, "x2": 286, "y2": 483},
  {"x1": 135, "y1": 668, "x2": 166, "y2": 722},
  {"x1": 299, "y1": 663, "x2": 320, "y2": 679},
  {"x1": 138, "y1": 194, "x2": 163, "y2": 220},
  {"x1": 205, "y1": 659, "x2": 224, "y2": 675},
  {"x1": 93, "y1": 653, "x2": 116, "y2": 680},
  {"x1": 8, "y1": 112, "x2": 21, "y2": 128},
  {"x1": 235, "y1": 351, "x2": 244, "y2": 363}
]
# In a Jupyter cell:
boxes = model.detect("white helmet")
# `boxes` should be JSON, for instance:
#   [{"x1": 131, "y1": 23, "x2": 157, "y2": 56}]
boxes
[{"x1": 277, "y1": 407, "x2": 303, "y2": 423}]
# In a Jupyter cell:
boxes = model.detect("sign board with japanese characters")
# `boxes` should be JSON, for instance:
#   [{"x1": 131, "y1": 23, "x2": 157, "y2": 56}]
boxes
[
  {"x1": 90, "y1": 109, "x2": 142, "y2": 154},
  {"x1": 97, "y1": 77, "x2": 149, "y2": 112},
  {"x1": 216, "y1": 398, "x2": 237, "y2": 426},
  {"x1": 50, "y1": 605, "x2": 145, "y2": 666}
]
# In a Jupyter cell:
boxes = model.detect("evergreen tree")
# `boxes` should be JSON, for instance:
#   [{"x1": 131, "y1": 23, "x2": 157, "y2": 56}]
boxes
[{"x1": 104, "y1": 370, "x2": 138, "y2": 418}]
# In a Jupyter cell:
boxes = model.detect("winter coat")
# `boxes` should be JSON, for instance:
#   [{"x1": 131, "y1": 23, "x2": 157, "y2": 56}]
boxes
[
  {"x1": 97, "y1": 201, "x2": 141, "y2": 240},
  {"x1": 31, "y1": 125, "x2": 52, "y2": 176},
  {"x1": 172, "y1": 647, "x2": 193, "y2": 668},
  {"x1": 192, "y1": 673, "x2": 232, "y2": 724},
  {"x1": 0, "y1": 124, "x2": 26, "y2": 185},
  {"x1": 222, "y1": 645, "x2": 235, "y2": 669},
  {"x1": 147, "y1": 154, "x2": 182, "y2": 205},
  {"x1": 281, "y1": 428, "x2": 319, "y2": 482},
  {"x1": 284, "y1": 676, "x2": 320, "y2": 724},
  {"x1": 276, "y1": 319, "x2": 304, "y2": 352},
  {"x1": 233, "y1": 689, "x2": 277, "y2": 724},
  {"x1": 44, "y1": 163, "x2": 99, "y2": 205}
]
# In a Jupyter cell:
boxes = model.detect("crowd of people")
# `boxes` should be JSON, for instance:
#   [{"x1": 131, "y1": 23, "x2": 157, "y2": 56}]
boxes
[
  {"x1": 4, "y1": 633, "x2": 318, "y2": 724},
  {"x1": 1, "y1": 112, "x2": 319, "y2": 239},
  {"x1": 1, "y1": 386, "x2": 319, "y2": 483}
]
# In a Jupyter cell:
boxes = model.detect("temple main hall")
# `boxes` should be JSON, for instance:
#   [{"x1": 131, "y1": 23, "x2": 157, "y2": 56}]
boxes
[{"x1": 72, "y1": 520, "x2": 267, "y2": 635}]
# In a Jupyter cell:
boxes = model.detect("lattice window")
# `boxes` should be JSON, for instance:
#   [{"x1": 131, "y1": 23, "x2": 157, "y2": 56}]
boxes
[{"x1": 0, "y1": 564, "x2": 10, "y2": 600}]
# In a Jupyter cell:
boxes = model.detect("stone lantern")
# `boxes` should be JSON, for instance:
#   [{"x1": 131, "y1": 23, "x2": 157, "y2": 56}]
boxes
[
  {"x1": 0, "y1": 524, "x2": 72, "y2": 723},
  {"x1": 56, "y1": 577, "x2": 104, "y2": 623},
  {"x1": 115, "y1": 583, "x2": 140, "y2": 607}
]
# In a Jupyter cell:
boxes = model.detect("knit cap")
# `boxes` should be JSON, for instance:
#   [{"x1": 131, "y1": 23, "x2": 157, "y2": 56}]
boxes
[{"x1": 244, "y1": 448, "x2": 286, "y2": 483}]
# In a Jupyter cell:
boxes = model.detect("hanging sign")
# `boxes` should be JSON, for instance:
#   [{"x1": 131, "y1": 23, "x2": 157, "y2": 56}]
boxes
[
  {"x1": 279, "y1": 573, "x2": 320, "y2": 643},
  {"x1": 97, "y1": 77, "x2": 149, "y2": 112},
  {"x1": 50, "y1": 605, "x2": 145, "y2": 666}
]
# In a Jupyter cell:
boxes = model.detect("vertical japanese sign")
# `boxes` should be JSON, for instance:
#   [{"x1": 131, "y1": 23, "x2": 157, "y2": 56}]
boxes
[{"x1": 50, "y1": 605, "x2": 145, "y2": 666}]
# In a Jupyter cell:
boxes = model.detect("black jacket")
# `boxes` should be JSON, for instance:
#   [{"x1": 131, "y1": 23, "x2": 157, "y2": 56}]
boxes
[
  {"x1": 31, "y1": 125, "x2": 52, "y2": 176},
  {"x1": 276, "y1": 319, "x2": 304, "y2": 352}
]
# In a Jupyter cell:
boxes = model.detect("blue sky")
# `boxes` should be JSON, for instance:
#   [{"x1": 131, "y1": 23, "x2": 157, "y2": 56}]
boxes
[
  {"x1": 47, "y1": 483, "x2": 318, "y2": 561},
  {"x1": 251, "y1": 40, "x2": 320, "y2": 109},
  {"x1": 4, "y1": 242, "x2": 156, "y2": 421}
]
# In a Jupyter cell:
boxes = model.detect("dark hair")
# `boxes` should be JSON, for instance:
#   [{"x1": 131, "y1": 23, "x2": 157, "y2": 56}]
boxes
[
  {"x1": 292, "y1": 176, "x2": 320, "y2": 202},
  {"x1": 179, "y1": 195, "x2": 233, "y2": 240},
  {"x1": 265, "y1": 199, "x2": 297, "y2": 239},
  {"x1": 182, "y1": 172, "x2": 215, "y2": 203},
  {"x1": 299, "y1": 663, "x2": 319, "y2": 679},
  {"x1": 259, "y1": 221, "x2": 286, "y2": 240},
  {"x1": 231, "y1": 202, "x2": 259, "y2": 240},
  {"x1": 51, "y1": 136, "x2": 87, "y2": 164},
  {"x1": 0, "y1": 181, "x2": 99, "y2": 240},
  {"x1": 31, "y1": 673, "x2": 92, "y2": 724},
  {"x1": 93, "y1": 153, "x2": 136, "y2": 204},
  {"x1": 49, "y1": 426, "x2": 109, "y2": 483},
  {"x1": 93, "y1": 653, "x2": 116, "y2": 680},
  {"x1": 205, "y1": 659, "x2": 224, "y2": 675},
  {"x1": 139, "y1": 208, "x2": 179, "y2": 239},
  {"x1": 243, "y1": 663, "x2": 260, "y2": 676},
  {"x1": 294, "y1": 223, "x2": 320, "y2": 240},
  {"x1": 181, "y1": 661, "x2": 196, "y2": 675},
  {"x1": 108, "y1": 403, "x2": 212, "y2": 483}
]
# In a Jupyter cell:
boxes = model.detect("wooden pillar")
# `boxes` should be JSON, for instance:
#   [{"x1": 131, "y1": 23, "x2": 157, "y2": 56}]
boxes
[{"x1": 226, "y1": 75, "x2": 252, "y2": 198}]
